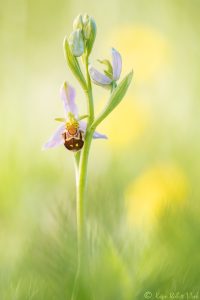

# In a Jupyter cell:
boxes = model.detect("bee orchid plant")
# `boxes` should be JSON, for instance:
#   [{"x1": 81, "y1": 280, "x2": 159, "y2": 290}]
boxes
[{"x1": 43, "y1": 13, "x2": 133, "y2": 299}]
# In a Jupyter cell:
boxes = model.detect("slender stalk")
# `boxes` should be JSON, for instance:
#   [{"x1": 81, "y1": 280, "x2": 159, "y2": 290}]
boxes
[
  {"x1": 85, "y1": 55, "x2": 94, "y2": 124},
  {"x1": 71, "y1": 54, "x2": 94, "y2": 299},
  {"x1": 74, "y1": 152, "x2": 81, "y2": 183},
  {"x1": 76, "y1": 54, "x2": 94, "y2": 250},
  {"x1": 76, "y1": 130, "x2": 93, "y2": 253}
]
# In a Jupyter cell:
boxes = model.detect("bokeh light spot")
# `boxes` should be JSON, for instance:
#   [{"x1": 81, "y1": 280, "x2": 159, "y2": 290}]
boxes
[{"x1": 125, "y1": 163, "x2": 189, "y2": 228}]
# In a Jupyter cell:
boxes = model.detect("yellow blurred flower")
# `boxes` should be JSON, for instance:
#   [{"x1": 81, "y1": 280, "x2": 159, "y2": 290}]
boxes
[
  {"x1": 125, "y1": 164, "x2": 188, "y2": 228},
  {"x1": 107, "y1": 25, "x2": 170, "y2": 83},
  {"x1": 99, "y1": 97, "x2": 150, "y2": 149}
]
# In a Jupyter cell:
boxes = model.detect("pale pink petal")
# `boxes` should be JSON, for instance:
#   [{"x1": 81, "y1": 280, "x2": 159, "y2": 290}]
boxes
[
  {"x1": 60, "y1": 82, "x2": 78, "y2": 117},
  {"x1": 93, "y1": 130, "x2": 108, "y2": 139},
  {"x1": 42, "y1": 124, "x2": 65, "y2": 150},
  {"x1": 112, "y1": 48, "x2": 122, "y2": 81},
  {"x1": 89, "y1": 66, "x2": 112, "y2": 86},
  {"x1": 79, "y1": 121, "x2": 107, "y2": 139},
  {"x1": 79, "y1": 121, "x2": 87, "y2": 133}
]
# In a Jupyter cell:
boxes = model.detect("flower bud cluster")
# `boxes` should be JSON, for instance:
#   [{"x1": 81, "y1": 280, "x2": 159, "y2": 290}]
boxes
[{"x1": 68, "y1": 14, "x2": 96, "y2": 57}]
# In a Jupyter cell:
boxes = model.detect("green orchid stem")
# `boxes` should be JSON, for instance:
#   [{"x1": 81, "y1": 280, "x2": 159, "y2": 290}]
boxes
[
  {"x1": 77, "y1": 54, "x2": 94, "y2": 247},
  {"x1": 72, "y1": 55, "x2": 94, "y2": 300},
  {"x1": 85, "y1": 55, "x2": 94, "y2": 124},
  {"x1": 76, "y1": 130, "x2": 93, "y2": 253}
]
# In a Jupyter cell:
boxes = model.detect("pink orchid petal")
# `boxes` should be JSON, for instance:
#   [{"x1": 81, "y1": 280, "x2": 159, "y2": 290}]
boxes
[
  {"x1": 89, "y1": 66, "x2": 112, "y2": 86},
  {"x1": 93, "y1": 131, "x2": 108, "y2": 139},
  {"x1": 112, "y1": 48, "x2": 122, "y2": 81},
  {"x1": 60, "y1": 82, "x2": 78, "y2": 117},
  {"x1": 42, "y1": 124, "x2": 65, "y2": 150},
  {"x1": 79, "y1": 121, "x2": 107, "y2": 139},
  {"x1": 79, "y1": 120, "x2": 87, "y2": 133}
]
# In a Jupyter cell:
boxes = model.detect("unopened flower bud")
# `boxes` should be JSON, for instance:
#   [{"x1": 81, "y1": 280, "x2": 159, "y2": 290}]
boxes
[
  {"x1": 69, "y1": 29, "x2": 85, "y2": 57},
  {"x1": 83, "y1": 16, "x2": 96, "y2": 55},
  {"x1": 82, "y1": 14, "x2": 89, "y2": 26},
  {"x1": 73, "y1": 14, "x2": 83, "y2": 30}
]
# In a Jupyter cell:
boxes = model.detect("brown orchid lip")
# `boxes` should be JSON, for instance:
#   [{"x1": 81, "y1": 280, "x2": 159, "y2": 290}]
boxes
[{"x1": 63, "y1": 128, "x2": 84, "y2": 152}]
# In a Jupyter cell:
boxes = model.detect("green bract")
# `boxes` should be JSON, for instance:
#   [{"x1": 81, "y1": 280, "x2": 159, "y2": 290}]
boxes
[
  {"x1": 91, "y1": 71, "x2": 133, "y2": 129},
  {"x1": 63, "y1": 37, "x2": 87, "y2": 91}
]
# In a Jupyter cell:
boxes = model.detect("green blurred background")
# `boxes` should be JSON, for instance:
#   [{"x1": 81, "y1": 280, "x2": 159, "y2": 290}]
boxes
[{"x1": 0, "y1": 0, "x2": 200, "y2": 299}]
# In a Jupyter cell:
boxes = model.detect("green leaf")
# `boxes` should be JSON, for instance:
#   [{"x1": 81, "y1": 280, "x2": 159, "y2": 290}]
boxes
[
  {"x1": 63, "y1": 37, "x2": 87, "y2": 91},
  {"x1": 91, "y1": 70, "x2": 133, "y2": 128}
]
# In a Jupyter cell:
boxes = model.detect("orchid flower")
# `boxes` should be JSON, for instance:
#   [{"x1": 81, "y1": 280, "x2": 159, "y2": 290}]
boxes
[
  {"x1": 43, "y1": 81, "x2": 107, "y2": 151},
  {"x1": 89, "y1": 48, "x2": 122, "y2": 88}
]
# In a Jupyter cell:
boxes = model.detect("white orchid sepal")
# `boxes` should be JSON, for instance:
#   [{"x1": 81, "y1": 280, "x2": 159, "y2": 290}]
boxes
[{"x1": 89, "y1": 48, "x2": 122, "y2": 89}]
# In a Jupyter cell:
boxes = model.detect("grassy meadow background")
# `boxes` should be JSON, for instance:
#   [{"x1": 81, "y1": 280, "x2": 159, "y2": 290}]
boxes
[{"x1": 0, "y1": 0, "x2": 200, "y2": 299}]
